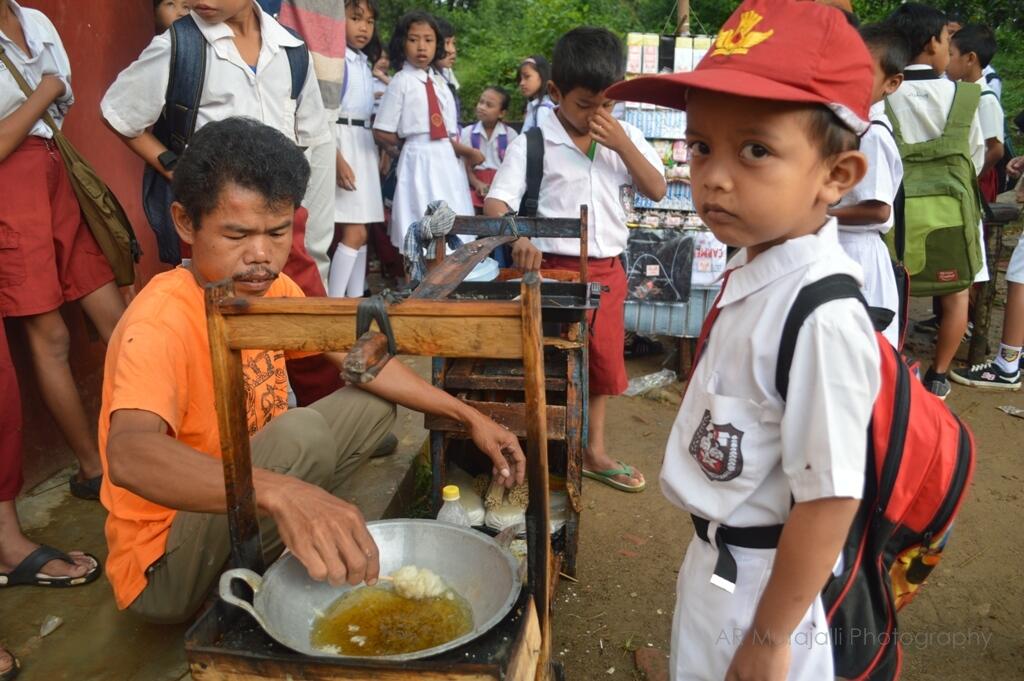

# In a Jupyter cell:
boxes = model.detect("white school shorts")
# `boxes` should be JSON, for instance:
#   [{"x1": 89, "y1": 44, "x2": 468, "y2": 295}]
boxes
[
  {"x1": 1007, "y1": 238, "x2": 1024, "y2": 285},
  {"x1": 670, "y1": 537, "x2": 834, "y2": 681}
]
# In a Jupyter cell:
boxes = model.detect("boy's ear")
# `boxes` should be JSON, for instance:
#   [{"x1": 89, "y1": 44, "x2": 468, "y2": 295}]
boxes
[
  {"x1": 172, "y1": 202, "x2": 197, "y2": 246},
  {"x1": 884, "y1": 72, "x2": 904, "y2": 96},
  {"x1": 821, "y1": 150, "x2": 868, "y2": 206},
  {"x1": 547, "y1": 81, "x2": 562, "y2": 105}
]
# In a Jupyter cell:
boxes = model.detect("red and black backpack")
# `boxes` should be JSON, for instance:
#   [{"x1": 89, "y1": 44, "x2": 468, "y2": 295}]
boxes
[{"x1": 777, "y1": 274, "x2": 976, "y2": 681}]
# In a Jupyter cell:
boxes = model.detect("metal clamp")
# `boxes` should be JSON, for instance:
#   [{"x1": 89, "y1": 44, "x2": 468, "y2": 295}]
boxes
[
  {"x1": 341, "y1": 295, "x2": 398, "y2": 384},
  {"x1": 356, "y1": 295, "x2": 397, "y2": 356}
]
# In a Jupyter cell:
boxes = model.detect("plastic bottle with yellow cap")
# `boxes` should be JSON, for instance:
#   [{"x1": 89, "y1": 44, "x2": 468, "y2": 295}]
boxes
[{"x1": 436, "y1": 485, "x2": 472, "y2": 527}]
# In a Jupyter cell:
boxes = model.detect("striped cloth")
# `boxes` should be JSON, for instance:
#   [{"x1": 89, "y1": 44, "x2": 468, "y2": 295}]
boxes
[{"x1": 275, "y1": 0, "x2": 346, "y2": 110}]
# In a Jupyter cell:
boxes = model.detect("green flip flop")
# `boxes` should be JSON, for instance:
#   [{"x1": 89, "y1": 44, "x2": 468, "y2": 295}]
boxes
[{"x1": 582, "y1": 460, "x2": 646, "y2": 493}]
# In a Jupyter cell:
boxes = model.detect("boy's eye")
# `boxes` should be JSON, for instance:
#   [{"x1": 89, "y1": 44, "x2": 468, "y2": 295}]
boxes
[
  {"x1": 687, "y1": 140, "x2": 710, "y2": 157},
  {"x1": 739, "y1": 143, "x2": 770, "y2": 161}
]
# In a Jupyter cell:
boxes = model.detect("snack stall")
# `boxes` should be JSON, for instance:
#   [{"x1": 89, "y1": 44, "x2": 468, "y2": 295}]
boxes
[{"x1": 623, "y1": 32, "x2": 727, "y2": 369}]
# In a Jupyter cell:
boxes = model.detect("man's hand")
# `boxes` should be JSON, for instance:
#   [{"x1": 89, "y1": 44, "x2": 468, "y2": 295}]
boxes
[
  {"x1": 464, "y1": 412, "x2": 526, "y2": 488},
  {"x1": 1005, "y1": 155, "x2": 1023, "y2": 179},
  {"x1": 589, "y1": 107, "x2": 629, "y2": 154},
  {"x1": 512, "y1": 238, "x2": 543, "y2": 271},
  {"x1": 724, "y1": 631, "x2": 792, "y2": 681},
  {"x1": 337, "y1": 155, "x2": 357, "y2": 191},
  {"x1": 259, "y1": 474, "x2": 379, "y2": 587}
]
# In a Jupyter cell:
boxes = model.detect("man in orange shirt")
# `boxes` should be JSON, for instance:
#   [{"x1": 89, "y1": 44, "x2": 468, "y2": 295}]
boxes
[{"x1": 99, "y1": 118, "x2": 525, "y2": 623}]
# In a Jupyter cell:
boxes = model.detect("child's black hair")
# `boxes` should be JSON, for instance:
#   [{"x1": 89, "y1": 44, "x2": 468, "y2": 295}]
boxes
[
  {"x1": 951, "y1": 24, "x2": 997, "y2": 68},
  {"x1": 887, "y1": 3, "x2": 947, "y2": 58},
  {"x1": 483, "y1": 86, "x2": 511, "y2": 112},
  {"x1": 435, "y1": 17, "x2": 456, "y2": 41},
  {"x1": 345, "y1": 0, "x2": 382, "y2": 65},
  {"x1": 173, "y1": 117, "x2": 310, "y2": 229},
  {"x1": 807, "y1": 108, "x2": 860, "y2": 159},
  {"x1": 840, "y1": 9, "x2": 860, "y2": 28},
  {"x1": 860, "y1": 22, "x2": 912, "y2": 78},
  {"x1": 387, "y1": 11, "x2": 444, "y2": 70},
  {"x1": 551, "y1": 27, "x2": 624, "y2": 95},
  {"x1": 518, "y1": 55, "x2": 550, "y2": 101}
]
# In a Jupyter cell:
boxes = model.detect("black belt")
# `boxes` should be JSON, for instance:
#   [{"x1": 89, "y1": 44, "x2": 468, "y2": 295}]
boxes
[
  {"x1": 691, "y1": 515, "x2": 784, "y2": 593},
  {"x1": 337, "y1": 117, "x2": 370, "y2": 128}
]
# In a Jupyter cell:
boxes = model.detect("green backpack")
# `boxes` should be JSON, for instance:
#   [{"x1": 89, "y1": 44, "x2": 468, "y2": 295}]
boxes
[{"x1": 884, "y1": 83, "x2": 984, "y2": 297}]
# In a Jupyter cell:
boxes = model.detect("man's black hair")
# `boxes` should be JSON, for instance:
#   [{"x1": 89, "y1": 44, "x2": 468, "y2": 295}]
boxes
[
  {"x1": 172, "y1": 117, "x2": 310, "y2": 228},
  {"x1": 551, "y1": 27, "x2": 624, "y2": 95},
  {"x1": 388, "y1": 11, "x2": 444, "y2": 70},
  {"x1": 484, "y1": 85, "x2": 511, "y2": 112},
  {"x1": 345, "y1": 0, "x2": 383, "y2": 65},
  {"x1": 887, "y1": 3, "x2": 947, "y2": 58},
  {"x1": 518, "y1": 55, "x2": 550, "y2": 100},
  {"x1": 951, "y1": 24, "x2": 997, "y2": 68},
  {"x1": 860, "y1": 22, "x2": 912, "y2": 78}
]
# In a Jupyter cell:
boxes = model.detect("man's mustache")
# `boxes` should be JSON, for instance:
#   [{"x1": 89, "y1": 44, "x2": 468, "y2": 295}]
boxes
[{"x1": 233, "y1": 267, "x2": 279, "y2": 282}]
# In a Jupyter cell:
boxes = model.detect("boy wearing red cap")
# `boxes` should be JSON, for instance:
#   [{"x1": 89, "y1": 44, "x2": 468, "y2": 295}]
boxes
[{"x1": 607, "y1": 1, "x2": 879, "y2": 679}]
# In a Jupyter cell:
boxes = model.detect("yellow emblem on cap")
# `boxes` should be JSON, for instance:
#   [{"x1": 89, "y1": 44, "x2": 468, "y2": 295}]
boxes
[{"x1": 712, "y1": 10, "x2": 774, "y2": 57}]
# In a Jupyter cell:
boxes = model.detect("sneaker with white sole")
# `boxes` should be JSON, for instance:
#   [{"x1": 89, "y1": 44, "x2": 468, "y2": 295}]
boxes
[
  {"x1": 924, "y1": 375, "x2": 952, "y2": 400},
  {"x1": 950, "y1": 361, "x2": 1022, "y2": 391}
]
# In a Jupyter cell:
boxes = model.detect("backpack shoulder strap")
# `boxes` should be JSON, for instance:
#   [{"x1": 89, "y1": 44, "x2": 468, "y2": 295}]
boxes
[
  {"x1": 943, "y1": 81, "x2": 981, "y2": 138},
  {"x1": 868, "y1": 119, "x2": 906, "y2": 260},
  {"x1": 497, "y1": 130, "x2": 508, "y2": 160},
  {"x1": 470, "y1": 129, "x2": 482, "y2": 150},
  {"x1": 520, "y1": 127, "x2": 545, "y2": 217},
  {"x1": 280, "y1": 27, "x2": 310, "y2": 100},
  {"x1": 164, "y1": 15, "x2": 207, "y2": 153},
  {"x1": 883, "y1": 98, "x2": 906, "y2": 147},
  {"x1": 775, "y1": 275, "x2": 866, "y2": 400}
]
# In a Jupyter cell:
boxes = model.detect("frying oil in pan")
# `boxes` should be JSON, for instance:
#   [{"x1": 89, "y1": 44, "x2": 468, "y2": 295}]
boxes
[{"x1": 311, "y1": 584, "x2": 474, "y2": 656}]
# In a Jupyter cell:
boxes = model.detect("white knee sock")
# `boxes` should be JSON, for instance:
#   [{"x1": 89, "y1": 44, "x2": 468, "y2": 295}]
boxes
[
  {"x1": 328, "y1": 244, "x2": 359, "y2": 297},
  {"x1": 347, "y1": 246, "x2": 367, "y2": 298},
  {"x1": 995, "y1": 344, "x2": 1021, "y2": 374}
]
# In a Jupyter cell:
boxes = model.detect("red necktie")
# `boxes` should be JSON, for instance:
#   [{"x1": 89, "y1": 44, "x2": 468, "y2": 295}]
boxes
[
  {"x1": 425, "y1": 77, "x2": 448, "y2": 140},
  {"x1": 686, "y1": 270, "x2": 732, "y2": 385}
]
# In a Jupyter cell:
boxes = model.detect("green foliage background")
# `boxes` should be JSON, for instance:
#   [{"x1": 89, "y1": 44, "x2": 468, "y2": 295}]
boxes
[{"x1": 373, "y1": 1, "x2": 1021, "y2": 146}]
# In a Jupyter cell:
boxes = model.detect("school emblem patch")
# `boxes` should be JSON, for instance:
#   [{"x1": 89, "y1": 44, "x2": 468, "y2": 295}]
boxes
[
  {"x1": 430, "y1": 113, "x2": 444, "y2": 128},
  {"x1": 711, "y1": 10, "x2": 774, "y2": 57},
  {"x1": 689, "y1": 410, "x2": 744, "y2": 481}
]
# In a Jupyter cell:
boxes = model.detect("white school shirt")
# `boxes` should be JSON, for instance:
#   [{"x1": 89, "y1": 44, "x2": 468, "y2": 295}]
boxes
[
  {"x1": 835, "y1": 101, "x2": 903, "y2": 235},
  {"x1": 101, "y1": 3, "x2": 330, "y2": 148},
  {"x1": 487, "y1": 110, "x2": 664, "y2": 259},
  {"x1": 371, "y1": 76, "x2": 387, "y2": 116},
  {"x1": 982, "y1": 64, "x2": 1001, "y2": 100},
  {"x1": 459, "y1": 122, "x2": 518, "y2": 171},
  {"x1": 661, "y1": 218, "x2": 880, "y2": 527},
  {"x1": 339, "y1": 47, "x2": 373, "y2": 120},
  {"x1": 373, "y1": 63, "x2": 459, "y2": 138},
  {"x1": 975, "y1": 75, "x2": 1005, "y2": 143},
  {"x1": 521, "y1": 95, "x2": 554, "y2": 133},
  {"x1": 0, "y1": 1, "x2": 73, "y2": 139},
  {"x1": 886, "y1": 65, "x2": 985, "y2": 174}
]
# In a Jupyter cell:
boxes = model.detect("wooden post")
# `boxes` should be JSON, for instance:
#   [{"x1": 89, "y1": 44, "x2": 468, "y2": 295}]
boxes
[
  {"x1": 205, "y1": 281, "x2": 264, "y2": 572},
  {"x1": 677, "y1": 0, "x2": 691, "y2": 35},
  {"x1": 521, "y1": 271, "x2": 552, "y2": 681}
]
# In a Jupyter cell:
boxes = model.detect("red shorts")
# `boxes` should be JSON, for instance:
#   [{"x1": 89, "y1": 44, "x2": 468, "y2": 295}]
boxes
[
  {"x1": 0, "y1": 320, "x2": 23, "y2": 501},
  {"x1": 0, "y1": 137, "x2": 114, "y2": 317},
  {"x1": 470, "y1": 168, "x2": 497, "y2": 209},
  {"x1": 542, "y1": 254, "x2": 628, "y2": 396}
]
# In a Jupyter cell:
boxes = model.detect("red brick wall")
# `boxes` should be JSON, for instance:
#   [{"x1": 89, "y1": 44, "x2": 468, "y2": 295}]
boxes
[{"x1": 11, "y1": 1, "x2": 167, "y2": 491}]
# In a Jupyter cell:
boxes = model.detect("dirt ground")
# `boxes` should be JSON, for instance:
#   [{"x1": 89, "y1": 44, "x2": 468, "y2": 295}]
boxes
[{"x1": 554, "y1": 309, "x2": 1024, "y2": 680}]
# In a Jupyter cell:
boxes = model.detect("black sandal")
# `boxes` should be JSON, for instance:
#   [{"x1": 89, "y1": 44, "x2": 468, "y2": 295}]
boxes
[
  {"x1": 0, "y1": 545, "x2": 101, "y2": 588},
  {"x1": 68, "y1": 473, "x2": 102, "y2": 500}
]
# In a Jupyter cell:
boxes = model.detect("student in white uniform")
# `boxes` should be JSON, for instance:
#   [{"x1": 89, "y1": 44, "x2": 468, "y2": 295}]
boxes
[
  {"x1": 370, "y1": 52, "x2": 390, "y2": 116},
  {"x1": 607, "y1": 2, "x2": 881, "y2": 678},
  {"x1": 460, "y1": 86, "x2": 517, "y2": 210},
  {"x1": 101, "y1": 0, "x2": 332, "y2": 264},
  {"x1": 945, "y1": 24, "x2": 1005, "y2": 203},
  {"x1": 329, "y1": 0, "x2": 384, "y2": 298},
  {"x1": 830, "y1": 23, "x2": 907, "y2": 349},
  {"x1": 372, "y1": 11, "x2": 476, "y2": 254},
  {"x1": 886, "y1": 3, "x2": 985, "y2": 400},
  {"x1": 518, "y1": 55, "x2": 554, "y2": 133}
]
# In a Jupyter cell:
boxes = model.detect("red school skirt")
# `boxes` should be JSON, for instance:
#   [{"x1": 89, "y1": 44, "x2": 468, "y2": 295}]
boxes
[
  {"x1": 0, "y1": 319, "x2": 23, "y2": 501},
  {"x1": 542, "y1": 254, "x2": 628, "y2": 396},
  {"x1": 0, "y1": 137, "x2": 114, "y2": 318}
]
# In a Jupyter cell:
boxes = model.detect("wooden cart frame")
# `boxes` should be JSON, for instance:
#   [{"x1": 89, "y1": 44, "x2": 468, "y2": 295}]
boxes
[{"x1": 186, "y1": 273, "x2": 558, "y2": 680}]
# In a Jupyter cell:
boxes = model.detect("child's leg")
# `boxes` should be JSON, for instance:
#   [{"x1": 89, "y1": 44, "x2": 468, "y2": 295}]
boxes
[
  {"x1": 933, "y1": 290, "x2": 969, "y2": 374},
  {"x1": 342, "y1": 225, "x2": 369, "y2": 298},
  {"x1": 996, "y1": 281, "x2": 1023, "y2": 373},
  {"x1": 328, "y1": 224, "x2": 367, "y2": 297},
  {"x1": 20, "y1": 310, "x2": 103, "y2": 480}
]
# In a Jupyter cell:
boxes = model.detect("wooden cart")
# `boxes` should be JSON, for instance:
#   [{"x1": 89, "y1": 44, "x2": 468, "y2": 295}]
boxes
[
  {"x1": 185, "y1": 273, "x2": 561, "y2": 680},
  {"x1": 421, "y1": 212, "x2": 596, "y2": 578}
]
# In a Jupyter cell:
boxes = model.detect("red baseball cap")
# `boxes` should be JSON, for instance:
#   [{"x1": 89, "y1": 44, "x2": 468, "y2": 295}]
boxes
[{"x1": 606, "y1": 0, "x2": 874, "y2": 134}]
